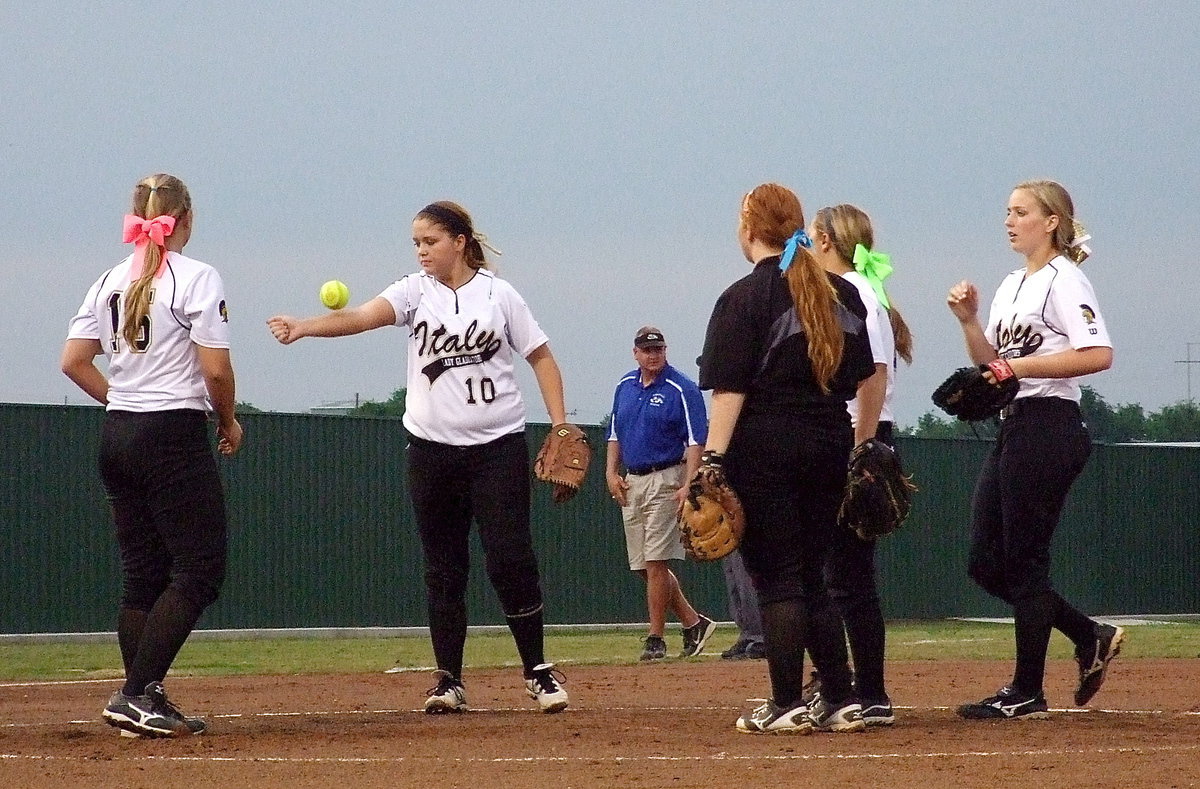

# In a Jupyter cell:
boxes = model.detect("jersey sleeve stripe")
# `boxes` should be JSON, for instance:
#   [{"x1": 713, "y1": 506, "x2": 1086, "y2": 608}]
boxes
[{"x1": 666, "y1": 376, "x2": 701, "y2": 446}]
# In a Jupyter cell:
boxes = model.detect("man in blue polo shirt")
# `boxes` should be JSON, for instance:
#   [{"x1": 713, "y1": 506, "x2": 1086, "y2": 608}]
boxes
[{"x1": 606, "y1": 326, "x2": 716, "y2": 661}]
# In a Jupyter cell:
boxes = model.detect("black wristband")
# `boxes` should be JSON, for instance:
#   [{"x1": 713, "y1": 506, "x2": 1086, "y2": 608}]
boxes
[{"x1": 700, "y1": 450, "x2": 724, "y2": 468}]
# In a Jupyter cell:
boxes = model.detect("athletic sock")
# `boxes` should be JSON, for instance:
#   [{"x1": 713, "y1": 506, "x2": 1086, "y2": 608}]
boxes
[
  {"x1": 759, "y1": 597, "x2": 851, "y2": 708},
  {"x1": 1052, "y1": 593, "x2": 1098, "y2": 647},
  {"x1": 116, "y1": 607, "x2": 148, "y2": 680},
  {"x1": 505, "y1": 604, "x2": 546, "y2": 676},
  {"x1": 804, "y1": 595, "x2": 855, "y2": 704},
  {"x1": 760, "y1": 599, "x2": 804, "y2": 706},
  {"x1": 837, "y1": 597, "x2": 887, "y2": 700},
  {"x1": 428, "y1": 598, "x2": 467, "y2": 679},
  {"x1": 122, "y1": 587, "x2": 202, "y2": 696},
  {"x1": 1012, "y1": 592, "x2": 1056, "y2": 696}
]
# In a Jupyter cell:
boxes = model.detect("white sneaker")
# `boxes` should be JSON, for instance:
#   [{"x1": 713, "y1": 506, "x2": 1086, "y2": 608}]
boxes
[
  {"x1": 807, "y1": 697, "x2": 866, "y2": 732},
  {"x1": 735, "y1": 699, "x2": 812, "y2": 734},
  {"x1": 525, "y1": 663, "x2": 569, "y2": 713},
  {"x1": 1075, "y1": 623, "x2": 1125, "y2": 706},
  {"x1": 424, "y1": 670, "x2": 467, "y2": 714},
  {"x1": 102, "y1": 682, "x2": 198, "y2": 738}
]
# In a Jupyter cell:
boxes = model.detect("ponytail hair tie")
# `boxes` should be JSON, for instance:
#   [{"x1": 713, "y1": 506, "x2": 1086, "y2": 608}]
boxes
[
  {"x1": 852, "y1": 243, "x2": 894, "y2": 309},
  {"x1": 778, "y1": 228, "x2": 813, "y2": 271},
  {"x1": 122, "y1": 214, "x2": 176, "y2": 278},
  {"x1": 472, "y1": 231, "x2": 503, "y2": 256},
  {"x1": 1068, "y1": 222, "x2": 1092, "y2": 263}
]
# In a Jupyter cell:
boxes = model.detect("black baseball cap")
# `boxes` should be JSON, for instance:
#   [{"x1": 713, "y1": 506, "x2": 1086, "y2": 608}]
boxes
[{"x1": 634, "y1": 326, "x2": 667, "y2": 349}]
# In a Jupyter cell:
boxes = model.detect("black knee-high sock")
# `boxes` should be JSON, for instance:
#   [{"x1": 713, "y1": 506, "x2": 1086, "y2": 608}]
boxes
[
  {"x1": 759, "y1": 598, "x2": 807, "y2": 707},
  {"x1": 428, "y1": 599, "x2": 468, "y2": 679},
  {"x1": 1012, "y1": 591, "x2": 1057, "y2": 696},
  {"x1": 506, "y1": 605, "x2": 546, "y2": 676},
  {"x1": 123, "y1": 588, "x2": 202, "y2": 696},
  {"x1": 805, "y1": 595, "x2": 854, "y2": 704},
  {"x1": 117, "y1": 608, "x2": 148, "y2": 679},
  {"x1": 838, "y1": 597, "x2": 887, "y2": 700},
  {"x1": 1052, "y1": 592, "x2": 1096, "y2": 646}
]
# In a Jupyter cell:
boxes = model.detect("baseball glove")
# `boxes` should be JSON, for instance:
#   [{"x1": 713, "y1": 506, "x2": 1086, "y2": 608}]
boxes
[
  {"x1": 678, "y1": 463, "x2": 746, "y2": 562},
  {"x1": 534, "y1": 423, "x2": 591, "y2": 503},
  {"x1": 837, "y1": 438, "x2": 918, "y2": 541},
  {"x1": 931, "y1": 359, "x2": 1020, "y2": 421}
]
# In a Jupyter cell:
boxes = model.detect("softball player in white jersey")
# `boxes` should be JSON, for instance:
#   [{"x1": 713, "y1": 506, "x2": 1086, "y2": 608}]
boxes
[
  {"x1": 267, "y1": 200, "x2": 571, "y2": 714},
  {"x1": 948, "y1": 180, "x2": 1123, "y2": 720},
  {"x1": 810, "y1": 203, "x2": 915, "y2": 727},
  {"x1": 62, "y1": 173, "x2": 242, "y2": 738}
]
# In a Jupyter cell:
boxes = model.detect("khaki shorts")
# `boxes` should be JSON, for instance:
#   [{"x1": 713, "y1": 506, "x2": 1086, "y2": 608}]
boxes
[{"x1": 621, "y1": 464, "x2": 686, "y2": 570}]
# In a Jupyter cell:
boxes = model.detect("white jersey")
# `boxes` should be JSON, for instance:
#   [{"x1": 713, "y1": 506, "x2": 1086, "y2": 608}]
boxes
[
  {"x1": 841, "y1": 270, "x2": 896, "y2": 426},
  {"x1": 984, "y1": 255, "x2": 1112, "y2": 403},
  {"x1": 379, "y1": 270, "x2": 548, "y2": 446},
  {"x1": 66, "y1": 252, "x2": 231, "y2": 412}
]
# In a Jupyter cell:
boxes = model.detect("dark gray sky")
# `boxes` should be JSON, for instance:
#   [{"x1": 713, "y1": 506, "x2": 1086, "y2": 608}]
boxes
[{"x1": 3, "y1": 2, "x2": 1197, "y2": 425}]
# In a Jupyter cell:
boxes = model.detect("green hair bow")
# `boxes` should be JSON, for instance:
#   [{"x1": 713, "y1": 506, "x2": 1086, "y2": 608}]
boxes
[{"x1": 852, "y1": 243, "x2": 893, "y2": 309}]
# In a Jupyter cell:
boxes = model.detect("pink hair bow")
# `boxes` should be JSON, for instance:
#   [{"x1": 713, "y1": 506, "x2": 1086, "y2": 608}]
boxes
[{"x1": 122, "y1": 214, "x2": 177, "y2": 278}]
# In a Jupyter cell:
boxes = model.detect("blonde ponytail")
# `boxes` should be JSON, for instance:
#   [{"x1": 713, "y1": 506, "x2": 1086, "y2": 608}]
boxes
[{"x1": 122, "y1": 175, "x2": 191, "y2": 349}]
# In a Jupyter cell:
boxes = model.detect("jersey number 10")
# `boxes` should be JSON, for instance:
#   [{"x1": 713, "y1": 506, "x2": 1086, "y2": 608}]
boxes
[{"x1": 465, "y1": 377, "x2": 496, "y2": 405}]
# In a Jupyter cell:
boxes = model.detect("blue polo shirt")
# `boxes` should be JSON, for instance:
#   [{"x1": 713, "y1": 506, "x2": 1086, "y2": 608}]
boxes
[{"x1": 608, "y1": 363, "x2": 708, "y2": 471}]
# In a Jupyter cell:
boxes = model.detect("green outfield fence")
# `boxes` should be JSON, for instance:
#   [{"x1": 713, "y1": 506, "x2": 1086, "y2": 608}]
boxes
[{"x1": 2, "y1": 403, "x2": 1197, "y2": 634}]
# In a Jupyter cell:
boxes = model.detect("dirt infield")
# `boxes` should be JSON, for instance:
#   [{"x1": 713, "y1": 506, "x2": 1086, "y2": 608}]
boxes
[{"x1": 3, "y1": 658, "x2": 1199, "y2": 789}]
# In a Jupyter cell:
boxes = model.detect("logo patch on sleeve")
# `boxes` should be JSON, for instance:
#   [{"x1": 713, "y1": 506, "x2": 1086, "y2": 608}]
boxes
[
  {"x1": 219, "y1": 300, "x2": 229, "y2": 322},
  {"x1": 1079, "y1": 304, "x2": 1096, "y2": 324}
]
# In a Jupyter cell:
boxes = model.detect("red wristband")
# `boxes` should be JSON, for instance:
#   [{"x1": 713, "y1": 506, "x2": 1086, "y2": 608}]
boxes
[{"x1": 987, "y1": 359, "x2": 1015, "y2": 381}]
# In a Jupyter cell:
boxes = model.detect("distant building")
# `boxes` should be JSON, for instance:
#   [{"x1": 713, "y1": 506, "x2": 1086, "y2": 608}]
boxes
[
  {"x1": 1114, "y1": 442, "x2": 1200, "y2": 448},
  {"x1": 310, "y1": 398, "x2": 358, "y2": 416}
]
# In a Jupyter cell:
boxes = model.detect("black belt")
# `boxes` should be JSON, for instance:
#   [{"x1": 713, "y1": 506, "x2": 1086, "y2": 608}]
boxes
[
  {"x1": 626, "y1": 460, "x2": 682, "y2": 476},
  {"x1": 999, "y1": 397, "x2": 1080, "y2": 421}
]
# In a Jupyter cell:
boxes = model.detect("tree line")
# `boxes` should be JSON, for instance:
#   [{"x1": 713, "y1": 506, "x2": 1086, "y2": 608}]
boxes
[
  {"x1": 902, "y1": 386, "x2": 1200, "y2": 443},
  {"x1": 241, "y1": 385, "x2": 1200, "y2": 444},
  {"x1": 236, "y1": 390, "x2": 407, "y2": 417}
]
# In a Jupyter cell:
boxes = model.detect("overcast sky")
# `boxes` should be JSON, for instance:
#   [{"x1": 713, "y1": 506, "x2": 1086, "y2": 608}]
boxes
[{"x1": 3, "y1": 2, "x2": 1197, "y2": 426}]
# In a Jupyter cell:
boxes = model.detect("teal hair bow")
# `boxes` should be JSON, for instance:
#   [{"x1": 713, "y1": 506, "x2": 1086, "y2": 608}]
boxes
[
  {"x1": 852, "y1": 243, "x2": 893, "y2": 309},
  {"x1": 778, "y1": 229, "x2": 813, "y2": 271}
]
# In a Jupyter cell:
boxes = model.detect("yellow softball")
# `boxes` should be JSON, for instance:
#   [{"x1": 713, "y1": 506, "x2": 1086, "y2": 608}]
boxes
[{"x1": 319, "y1": 280, "x2": 350, "y2": 310}]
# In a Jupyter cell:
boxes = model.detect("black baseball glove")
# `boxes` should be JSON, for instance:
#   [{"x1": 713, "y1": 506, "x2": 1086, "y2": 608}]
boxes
[
  {"x1": 931, "y1": 359, "x2": 1020, "y2": 421},
  {"x1": 837, "y1": 439, "x2": 918, "y2": 541}
]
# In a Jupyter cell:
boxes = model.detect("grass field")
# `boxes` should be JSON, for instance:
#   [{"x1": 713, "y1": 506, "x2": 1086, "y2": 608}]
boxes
[{"x1": 2, "y1": 619, "x2": 1197, "y2": 681}]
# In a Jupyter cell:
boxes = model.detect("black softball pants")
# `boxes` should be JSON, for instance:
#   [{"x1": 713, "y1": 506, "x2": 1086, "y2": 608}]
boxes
[
  {"x1": 99, "y1": 409, "x2": 228, "y2": 614},
  {"x1": 407, "y1": 431, "x2": 545, "y2": 678},
  {"x1": 726, "y1": 414, "x2": 857, "y2": 708},
  {"x1": 967, "y1": 397, "x2": 1097, "y2": 695},
  {"x1": 100, "y1": 409, "x2": 227, "y2": 695},
  {"x1": 822, "y1": 421, "x2": 894, "y2": 702}
]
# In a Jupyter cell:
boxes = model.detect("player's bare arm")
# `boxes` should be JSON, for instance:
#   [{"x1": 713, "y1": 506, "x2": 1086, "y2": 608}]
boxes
[
  {"x1": 1006, "y1": 346, "x2": 1113, "y2": 381},
  {"x1": 525, "y1": 343, "x2": 567, "y2": 425},
  {"x1": 703, "y1": 390, "x2": 746, "y2": 456},
  {"x1": 196, "y1": 344, "x2": 242, "y2": 455},
  {"x1": 854, "y1": 363, "x2": 888, "y2": 445},
  {"x1": 60, "y1": 338, "x2": 109, "y2": 405},
  {"x1": 946, "y1": 279, "x2": 980, "y2": 320},
  {"x1": 947, "y1": 280, "x2": 998, "y2": 365},
  {"x1": 267, "y1": 297, "x2": 396, "y2": 344}
]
